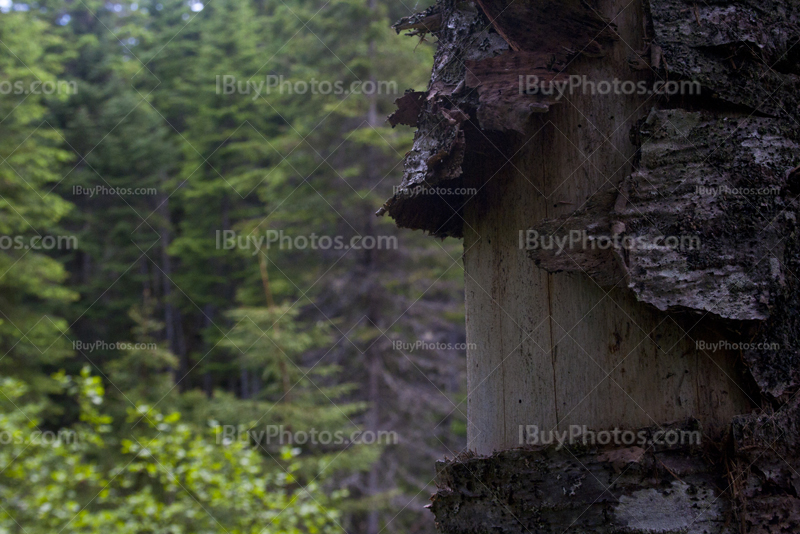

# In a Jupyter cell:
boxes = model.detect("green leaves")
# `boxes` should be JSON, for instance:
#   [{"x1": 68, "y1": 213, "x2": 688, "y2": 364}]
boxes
[{"x1": 0, "y1": 368, "x2": 342, "y2": 533}]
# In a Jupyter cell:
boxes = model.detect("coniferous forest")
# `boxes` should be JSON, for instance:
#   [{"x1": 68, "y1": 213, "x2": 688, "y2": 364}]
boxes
[{"x1": 0, "y1": 1, "x2": 467, "y2": 532}]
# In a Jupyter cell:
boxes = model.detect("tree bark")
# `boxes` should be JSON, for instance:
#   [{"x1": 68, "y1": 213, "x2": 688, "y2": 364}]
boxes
[{"x1": 383, "y1": 0, "x2": 800, "y2": 532}]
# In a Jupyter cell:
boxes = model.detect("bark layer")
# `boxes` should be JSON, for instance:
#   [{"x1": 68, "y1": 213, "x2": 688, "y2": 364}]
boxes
[
  {"x1": 431, "y1": 437, "x2": 732, "y2": 533},
  {"x1": 379, "y1": 0, "x2": 509, "y2": 237},
  {"x1": 527, "y1": 109, "x2": 800, "y2": 323},
  {"x1": 430, "y1": 402, "x2": 800, "y2": 533}
]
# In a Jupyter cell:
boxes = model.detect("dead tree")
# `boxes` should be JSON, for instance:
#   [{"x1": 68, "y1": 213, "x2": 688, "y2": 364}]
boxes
[{"x1": 381, "y1": 0, "x2": 800, "y2": 532}]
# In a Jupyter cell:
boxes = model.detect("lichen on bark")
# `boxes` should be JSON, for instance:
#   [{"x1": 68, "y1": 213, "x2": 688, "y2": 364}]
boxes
[
  {"x1": 526, "y1": 109, "x2": 800, "y2": 323},
  {"x1": 378, "y1": 0, "x2": 509, "y2": 237},
  {"x1": 649, "y1": 0, "x2": 800, "y2": 116},
  {"x1": 430, "y1": 422, "x2": 737, "y2": 533}
]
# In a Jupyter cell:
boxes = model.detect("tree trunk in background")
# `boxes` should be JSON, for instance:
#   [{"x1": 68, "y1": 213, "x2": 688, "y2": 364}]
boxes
[
  {"x1": 202, "y1": 303, "x2": 214, "y2": 397},
  {"x1": 384, "y1": 0, "x2": 800, "y2": 531},
  {"x1": 364, "y1": 145, "x2": 383, "y2": 534},
  {"x1": 158, "y1": 187, "x2": 178, "y2": 381},
  {"x1": 158, "y1": 187, "x2": 189, "y2": 391}
]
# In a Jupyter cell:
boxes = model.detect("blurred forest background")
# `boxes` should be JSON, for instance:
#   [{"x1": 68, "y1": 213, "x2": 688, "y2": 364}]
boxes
[{"x1": 0, "y1": 0, "x2": 469, "y2": 532}]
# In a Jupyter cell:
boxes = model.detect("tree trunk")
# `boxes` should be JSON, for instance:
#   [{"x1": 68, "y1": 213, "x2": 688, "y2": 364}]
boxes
[{"x1": 383, "y1": 0, "x2": 800, "y2": 532}]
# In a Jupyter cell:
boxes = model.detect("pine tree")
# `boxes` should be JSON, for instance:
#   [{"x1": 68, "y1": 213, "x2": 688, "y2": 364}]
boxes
[{"x1": 0, "y1": 6, "x2": 76, "y2": 393}]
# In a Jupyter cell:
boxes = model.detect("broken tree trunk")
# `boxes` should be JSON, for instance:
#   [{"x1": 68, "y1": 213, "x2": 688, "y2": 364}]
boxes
[{"x1": 383, "y1": 0, "x2": 800, "y2": 532}]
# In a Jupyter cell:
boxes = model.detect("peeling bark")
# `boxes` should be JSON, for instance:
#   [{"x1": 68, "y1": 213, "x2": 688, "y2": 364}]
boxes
[
  {"x1": 387, "y1": 91, "x2": 427, "y2": 128},
  {"x1": 526, "y1": 109, "x2": 800, "y2": 322},
  {"x1": 379, "y1": 1, "x2": 511, "y2": 237},
  {"x1": 429, "y1": 406, "x2": 800, "y2": 533},
  {"x1": 431, "y1": 422, "x2": 735, "y2": 534},
  {"x1": 385, "y1": 0, "x2": 800, "y2": 532},
  {"x1": 649, "y1": 0, "x2": 800, "y2": 116},
  {"x1": 379, "y1": 0, "x2": 624, "y2": 236},
  {"x1": 464, "y1": 52, "x2": 566, "y2": 133},
  {"x1": 392, "y1": 3, "x2": 442, "y2": 35}
]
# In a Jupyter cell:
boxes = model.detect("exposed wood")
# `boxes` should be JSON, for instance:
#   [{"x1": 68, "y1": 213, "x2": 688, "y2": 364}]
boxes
[{"x1": 463, "y1": 129, "x2": 751, "y2": 453}]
